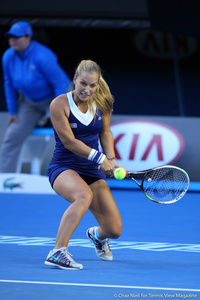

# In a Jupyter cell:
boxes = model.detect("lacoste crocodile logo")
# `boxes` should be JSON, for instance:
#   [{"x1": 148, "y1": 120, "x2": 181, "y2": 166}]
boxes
[{"x1": 3, "y1": 177, "x2": 23, "y2": 190}]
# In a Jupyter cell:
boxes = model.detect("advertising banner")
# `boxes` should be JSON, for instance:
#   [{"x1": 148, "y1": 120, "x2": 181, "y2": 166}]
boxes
[
  {"x1": 111, "y1": 115, "x2": 199, "y2": 182},
  {"x1": 0, "y1": 115, "x2": 199, "y2": 187}
]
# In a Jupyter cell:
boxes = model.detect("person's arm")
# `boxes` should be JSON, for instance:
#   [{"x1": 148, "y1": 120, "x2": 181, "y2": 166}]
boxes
[
  {"x1": 50, "y1": 95, "x2": 96, "y2": 158},
  {"x1": 99, "y1": 113, "x2": 115, "y2": 158},
  {"x1": 2, "y1": 51, "x2": 19, "y2": 116},
  {"x1": 99, "y1": 113, "x2": 123, "y2": 170}
]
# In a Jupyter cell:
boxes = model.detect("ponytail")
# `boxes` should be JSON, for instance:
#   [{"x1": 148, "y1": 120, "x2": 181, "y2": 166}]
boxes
[{"x1": 89, "y1": 75, "x2": 114, "y2": 115}]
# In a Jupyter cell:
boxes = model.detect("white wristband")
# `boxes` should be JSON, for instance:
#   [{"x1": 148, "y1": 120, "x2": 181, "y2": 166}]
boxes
[
  {"x1": 88, "y1": 149, "x2": 106, "y2": 164},
  {"x1": 98, "y1": 154, "x2": 106, "y2": 164},
  {"x1": 88, "y1": 149, "x2": 97, "y2": 161}
]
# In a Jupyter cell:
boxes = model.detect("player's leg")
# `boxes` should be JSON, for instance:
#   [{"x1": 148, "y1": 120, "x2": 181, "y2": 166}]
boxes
[
  {"x1": 45, "y1": 170, "x2": 93, "y2": 270},
  {"x1": 53, "y1": 170, "x2": 93, "y2": 248},
  {"x1": 89, "y1": 179, "x2": 122, "y2": 238},
  {"x1": 86, "y1": 179, "x2": 122, "y2": 260}
]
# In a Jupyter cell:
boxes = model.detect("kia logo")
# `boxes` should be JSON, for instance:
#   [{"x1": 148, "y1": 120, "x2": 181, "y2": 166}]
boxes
[
  {"x1": 133, "y1": 30, "x2": 198, "y2": 60},
  {"x1": 110, "y1": 120, "x2": 184, "y2": 171}
]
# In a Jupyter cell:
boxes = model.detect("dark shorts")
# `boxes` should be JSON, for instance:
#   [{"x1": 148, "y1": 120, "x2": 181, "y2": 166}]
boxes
[{"x1": 79, "y1": 173, "x2": 102, "y2": 185}]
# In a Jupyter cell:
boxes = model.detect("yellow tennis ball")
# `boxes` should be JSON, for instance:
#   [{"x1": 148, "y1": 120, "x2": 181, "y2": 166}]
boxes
[{"x1": 114, "y1": 167, "x2": 126, "y2": 180}]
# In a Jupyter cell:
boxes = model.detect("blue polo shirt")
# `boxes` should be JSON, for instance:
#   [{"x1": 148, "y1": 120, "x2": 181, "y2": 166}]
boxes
[{"x1": 2, "y1": 40, "x2": 71, "y2": 115}]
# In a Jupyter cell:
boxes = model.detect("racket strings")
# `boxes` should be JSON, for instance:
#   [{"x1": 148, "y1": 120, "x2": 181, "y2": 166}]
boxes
[{"x1": 143, "y1": 167, "x2": 189, "y2": 203}]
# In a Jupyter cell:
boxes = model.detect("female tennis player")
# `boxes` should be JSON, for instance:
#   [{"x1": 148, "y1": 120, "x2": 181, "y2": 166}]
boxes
[{"x1": 45, "y1": 60, "x2": 123, "y2": 270}]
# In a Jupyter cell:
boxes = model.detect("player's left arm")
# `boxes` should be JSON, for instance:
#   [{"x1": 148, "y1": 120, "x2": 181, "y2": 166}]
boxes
[{"x1": 99, "y1": 113, "x2": 121, "y2": 169}]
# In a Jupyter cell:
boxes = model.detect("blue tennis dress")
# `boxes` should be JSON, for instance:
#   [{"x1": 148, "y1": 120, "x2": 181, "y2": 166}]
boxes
[{"x1": 48, "y1": 92, "x2": 106, "y2": 186}]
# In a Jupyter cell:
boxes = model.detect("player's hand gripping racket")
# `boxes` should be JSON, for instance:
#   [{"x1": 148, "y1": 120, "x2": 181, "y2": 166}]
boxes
[{"x1": 116, "y1": 165, "x2": 190, "y2": 204}]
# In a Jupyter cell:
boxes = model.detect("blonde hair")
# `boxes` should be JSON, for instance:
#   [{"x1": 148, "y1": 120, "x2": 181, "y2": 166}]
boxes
[{"x1": 75, "y1": 60, "x2": 114, "y2": 115}]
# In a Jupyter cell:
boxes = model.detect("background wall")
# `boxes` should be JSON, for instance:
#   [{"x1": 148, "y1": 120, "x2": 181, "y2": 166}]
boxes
[{"x1": 1, "y1": 27, "x2": 200, "y2": 116}]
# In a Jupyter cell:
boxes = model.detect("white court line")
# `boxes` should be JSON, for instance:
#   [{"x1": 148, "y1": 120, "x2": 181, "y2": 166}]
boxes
[{"x1": 0, "y1": 280, "x2": 200, "y2": 292}]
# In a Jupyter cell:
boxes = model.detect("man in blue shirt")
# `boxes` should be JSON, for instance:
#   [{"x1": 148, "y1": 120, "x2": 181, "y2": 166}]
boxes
[{"x1": 0, "y1": 21, "x2": 71, "y2": 173}]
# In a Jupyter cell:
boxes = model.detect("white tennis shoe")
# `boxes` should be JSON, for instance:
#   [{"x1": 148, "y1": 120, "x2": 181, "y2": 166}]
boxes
[
  {"x1": 45, "y1": 246, "x2": 83, "y2": 270},
  {"x1": 86, "y1": 226, "x2": 113, "y2": 261}
]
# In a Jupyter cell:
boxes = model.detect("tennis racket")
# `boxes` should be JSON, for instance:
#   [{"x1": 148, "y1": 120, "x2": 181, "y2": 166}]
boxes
[{"x1": 125, "y1": 165, "x2": 189, "y2": 204}]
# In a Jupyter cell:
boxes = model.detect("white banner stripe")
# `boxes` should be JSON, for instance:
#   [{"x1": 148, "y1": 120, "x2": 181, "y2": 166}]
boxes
[{"x1": 0, "y1": 236, "x2": 200, "y2": 253}]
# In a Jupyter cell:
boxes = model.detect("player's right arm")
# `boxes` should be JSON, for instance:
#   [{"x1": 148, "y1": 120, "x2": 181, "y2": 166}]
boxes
[{"x1": 50, "y1": 94, "x2": 94, "y2": 159}]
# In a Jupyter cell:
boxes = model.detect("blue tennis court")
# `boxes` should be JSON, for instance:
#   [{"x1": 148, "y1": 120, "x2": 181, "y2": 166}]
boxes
[{"x1": 0, "y1": 179, "x2": 199, "y2": 299}]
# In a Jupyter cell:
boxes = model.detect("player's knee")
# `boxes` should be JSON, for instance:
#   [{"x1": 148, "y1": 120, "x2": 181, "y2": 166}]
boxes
[{"x1": 77, "y1": 190, "x2": 93, "y2": 208}]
